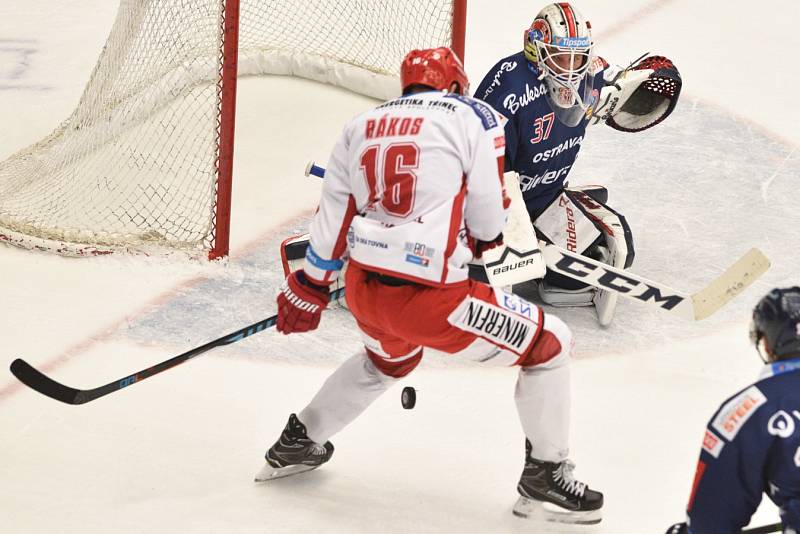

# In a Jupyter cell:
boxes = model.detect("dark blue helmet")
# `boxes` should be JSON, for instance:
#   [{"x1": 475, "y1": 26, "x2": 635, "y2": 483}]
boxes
[{"x1": 750, "y1": 287, "x2": 800, "y2": 362}]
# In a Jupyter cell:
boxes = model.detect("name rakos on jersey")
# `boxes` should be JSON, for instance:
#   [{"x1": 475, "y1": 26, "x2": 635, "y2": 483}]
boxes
[{"x1": 304, "y1": 91, "x2": 508, "y2": 287}]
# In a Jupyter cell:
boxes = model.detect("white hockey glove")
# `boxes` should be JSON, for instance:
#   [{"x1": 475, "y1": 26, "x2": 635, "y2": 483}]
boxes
[{"x1": 590, "y1": 55, "x2": 681, "y2": 132}]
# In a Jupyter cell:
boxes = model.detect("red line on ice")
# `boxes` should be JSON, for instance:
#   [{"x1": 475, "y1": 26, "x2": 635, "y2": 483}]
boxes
[{"x1": 0, "y1": 209, "x2": 314, "y2": 402}]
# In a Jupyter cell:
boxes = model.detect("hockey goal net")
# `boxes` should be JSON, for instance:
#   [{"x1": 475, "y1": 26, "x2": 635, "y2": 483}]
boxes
[{"x1": 0, "y1": 0, "x2": 466, "y2": 259}]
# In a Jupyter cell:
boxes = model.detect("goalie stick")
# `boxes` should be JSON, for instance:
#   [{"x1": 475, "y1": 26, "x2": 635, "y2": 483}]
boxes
[
  {"x1": 741, "y1": 523, "x2": 782, "y2": 534},
  {"x1": 304, "y1": 161, "x2": 770, "y2": 320},
  {"x1": 541, "y1": 243, "x2": 769, "y2": 321},
  {"x1": 10, "y1": 287, "x2": 346, "y2": 405}
]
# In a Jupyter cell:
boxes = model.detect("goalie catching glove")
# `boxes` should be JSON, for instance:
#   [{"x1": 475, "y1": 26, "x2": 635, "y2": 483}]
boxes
[
  {"x1": 276, "y1": 271, "x2": 330, "y2": 334},
  {"x1": 590, "y1": 55, "x2": 682, "y2": 132}
]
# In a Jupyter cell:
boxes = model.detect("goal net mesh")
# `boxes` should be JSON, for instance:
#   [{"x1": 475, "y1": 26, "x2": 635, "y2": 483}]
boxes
[{"x1": 0, "y1": 0, "x2": 459, "y2": 257}]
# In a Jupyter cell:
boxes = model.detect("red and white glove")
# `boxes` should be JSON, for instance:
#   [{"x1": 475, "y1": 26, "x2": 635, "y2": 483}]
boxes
[
  {"x1": 473, "y1": 232, "x2": 505, "y2": 259},
  {"x1": 276, "y1": 271, "x2": 330, "y2": 334}
]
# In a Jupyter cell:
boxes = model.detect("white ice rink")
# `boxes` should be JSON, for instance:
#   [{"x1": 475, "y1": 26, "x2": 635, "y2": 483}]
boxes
[{"x1": 2, "y1": 1, "x2": 799, "y2": 532}]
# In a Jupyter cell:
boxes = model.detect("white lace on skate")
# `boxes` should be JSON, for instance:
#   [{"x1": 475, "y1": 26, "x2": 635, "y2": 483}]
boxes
[
  {"x1": 309, "y1": 443, "x2": 328, "y2": 457},
  {"x1": 553, "y1": 461, "x2": 586, "y2": 497}
]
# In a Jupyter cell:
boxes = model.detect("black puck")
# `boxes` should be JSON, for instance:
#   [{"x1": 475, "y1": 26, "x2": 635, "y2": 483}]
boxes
[{"x1": 401, "y1": 386, "x2": 416, "y2": 409}]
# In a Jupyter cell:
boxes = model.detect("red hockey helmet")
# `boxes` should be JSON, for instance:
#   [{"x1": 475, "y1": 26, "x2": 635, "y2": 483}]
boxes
[{"x1": 400, "y1": 47, "x2": 468, "y2": 95}]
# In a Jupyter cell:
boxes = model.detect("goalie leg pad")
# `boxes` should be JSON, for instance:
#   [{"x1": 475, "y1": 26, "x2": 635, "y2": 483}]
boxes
[
  {"x1": 534, "y1": 190, "x2": 603, "y2": 303},
  {"x1": 537, "y1": 280, "x2": 595, "y2": 307},
  {"x1": 566, "y1": 188, "x2": 635, "y2": 325},
  {"x1": 534, "y1": 188, "x2": 635, "y2": 323},
  {"x1": 564, "y1": 188, "x2": 634, "y2": 270}
]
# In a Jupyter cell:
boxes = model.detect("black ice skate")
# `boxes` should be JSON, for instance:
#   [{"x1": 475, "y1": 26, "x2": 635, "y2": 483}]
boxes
[
  {"x1": 513, "y1": 440, "x2": 603, "y2": 524},
  {"x1": 254, "y1": 413, "x2": 334, "y2": 482}
]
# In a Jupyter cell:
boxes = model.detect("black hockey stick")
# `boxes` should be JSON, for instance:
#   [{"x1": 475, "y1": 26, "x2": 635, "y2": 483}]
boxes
[
  {"x1": 742, "y1": 522, "x2": 782, "y2": 534},
  {"x1": 10, "y1": 286, "x2": 346, "y2": 405}
]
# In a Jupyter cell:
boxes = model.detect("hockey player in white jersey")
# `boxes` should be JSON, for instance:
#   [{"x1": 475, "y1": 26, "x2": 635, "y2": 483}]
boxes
[{"x1": 256, "y1": 47, "x2": 603, "y2": 524}]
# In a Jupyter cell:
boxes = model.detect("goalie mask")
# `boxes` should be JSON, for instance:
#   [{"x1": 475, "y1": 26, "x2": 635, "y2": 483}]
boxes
[
  {"x1": 749, "y1": 287, "x2": 800, "y2": 363},
  {"x1": 524, "y1": 3, "x2": 595, "y2": 126}
]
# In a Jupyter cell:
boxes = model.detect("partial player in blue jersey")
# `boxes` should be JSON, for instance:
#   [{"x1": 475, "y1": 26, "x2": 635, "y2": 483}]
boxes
[
  {"x1": 474, "y1": 2, "x2": 681, "y2": 324},
  {"x1": 666, "y1": 287, "x2": 800, "y2": 534}
]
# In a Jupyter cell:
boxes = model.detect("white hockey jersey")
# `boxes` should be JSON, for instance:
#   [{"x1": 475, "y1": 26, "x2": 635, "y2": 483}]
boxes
[{"x1": 303, "y1": 90, "x2": 509, "y2": 287}]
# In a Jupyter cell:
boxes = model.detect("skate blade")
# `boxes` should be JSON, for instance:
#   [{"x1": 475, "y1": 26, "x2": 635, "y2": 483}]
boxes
[
  {"x1": 254, "y1": 463, "x2": 319, "y2": 482},
  {"x1": 512, "y1": 496, "x2": 602, "y2": 525}
]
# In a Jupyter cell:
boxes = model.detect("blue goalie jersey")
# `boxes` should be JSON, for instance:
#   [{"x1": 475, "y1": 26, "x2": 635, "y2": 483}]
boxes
[
  {"x1": 474, "y1": 51, "x2": 609, "y2": 217},
  {"x1": 685, "y1": 358, "x2": 800, "y2": 533}
]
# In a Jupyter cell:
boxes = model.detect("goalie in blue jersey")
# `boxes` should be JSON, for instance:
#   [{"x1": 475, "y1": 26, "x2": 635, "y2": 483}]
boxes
[{"x1": 474, "y1": 2, "x2": 681, "y2": 325}]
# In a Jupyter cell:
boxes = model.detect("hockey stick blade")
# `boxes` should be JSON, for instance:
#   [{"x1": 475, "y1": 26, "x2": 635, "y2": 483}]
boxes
[
  {"x1": 691, "y1": 248, "x2": 770, "y2": 320},
  {"x1": 10, "y1": 287, "x2": 346, "y2": 405},
  {"x1": 741, "y1": 522, "x2": 782, "y2": 534},
  {"x1": 10, "y1": 358, "x2": 84, "y2": 404}
]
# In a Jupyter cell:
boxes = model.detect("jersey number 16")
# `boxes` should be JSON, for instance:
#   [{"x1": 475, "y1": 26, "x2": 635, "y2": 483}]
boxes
[{"x1": 360, "y1": 143, "x2": 419, "y2": 218}]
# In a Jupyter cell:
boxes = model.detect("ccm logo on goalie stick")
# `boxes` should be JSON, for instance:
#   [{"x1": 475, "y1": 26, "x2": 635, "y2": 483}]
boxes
[{"x1": 553, "y1": 255, "x2": 684, "y2": 310}]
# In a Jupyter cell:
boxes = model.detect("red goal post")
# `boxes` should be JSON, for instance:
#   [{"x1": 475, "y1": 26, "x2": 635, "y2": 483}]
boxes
[{"x1": 0, "y1": 0, "x2": 467, "y2": 260}]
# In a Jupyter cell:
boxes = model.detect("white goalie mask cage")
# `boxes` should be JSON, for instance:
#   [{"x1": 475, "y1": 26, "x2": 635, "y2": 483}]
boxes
[{"x1": 524, "y1": 3, "x2": 596, "y2": 126}]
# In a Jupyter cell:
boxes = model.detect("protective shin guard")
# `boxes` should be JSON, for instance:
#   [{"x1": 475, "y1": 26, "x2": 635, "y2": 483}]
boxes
[
  {"x1": 514, "y1": 353, "x2": 571, "y2": 463},
  {"x1": 298, "y1": 352, "x2": 398, "y2": 444}
]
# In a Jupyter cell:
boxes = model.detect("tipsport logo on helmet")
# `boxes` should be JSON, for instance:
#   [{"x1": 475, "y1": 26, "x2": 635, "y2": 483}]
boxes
[{"x1": 551, "y1": 35, "x2": 591, "y2": 48}]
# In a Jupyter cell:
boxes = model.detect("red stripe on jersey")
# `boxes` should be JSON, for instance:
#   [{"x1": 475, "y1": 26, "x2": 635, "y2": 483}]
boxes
[
  {"x1": 365, "y1": 347, "x2": 422, "y2": 378},
  {"x1": 559, "y1": 3, "x2": 578, "y2": 37},
  {"x1": 687, "y1": 460, "x2": 707, "y2": 512},
  {"x1": 514, "y1": 307, "x2": 549, "y2": 366},
  {"x1": 308, "y1": 194, "x2": 357, "y2": 285},
  {"x1": 441, "y1": 178, "x2": 468, "y2": 284},
  {"x1": 497, "y1": 156, "x2": 511, "y2": 209}
]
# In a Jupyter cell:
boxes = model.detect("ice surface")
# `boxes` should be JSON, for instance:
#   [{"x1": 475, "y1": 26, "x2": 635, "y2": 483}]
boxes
[{"x1": 1, "y1": 1, "x2": 798, "y2": 533}]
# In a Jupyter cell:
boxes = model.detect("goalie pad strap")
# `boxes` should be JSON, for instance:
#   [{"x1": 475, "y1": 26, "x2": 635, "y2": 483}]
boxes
[
  {"x1": 564, "y1": 188, "x2": 635, "y2": 269},
  {"x1": 533, "y1": 191, "x2": 602, "y2": 256}
]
